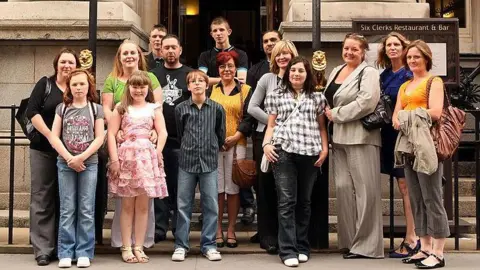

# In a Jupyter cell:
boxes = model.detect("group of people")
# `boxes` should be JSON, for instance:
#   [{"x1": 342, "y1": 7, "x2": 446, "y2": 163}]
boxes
[{"x1": 24, "y1": 15, "x2": 450, "y2": 269}]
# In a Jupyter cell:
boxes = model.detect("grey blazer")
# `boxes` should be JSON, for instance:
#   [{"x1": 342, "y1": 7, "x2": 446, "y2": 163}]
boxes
[{"x1": 325, "y1": 61, "x2": 381, "y2": 146}]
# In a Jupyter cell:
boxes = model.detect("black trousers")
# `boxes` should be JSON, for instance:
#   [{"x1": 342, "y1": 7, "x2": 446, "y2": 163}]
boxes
[
  {"x1": 253, "y1": 131, "x2": 278, "y2": 246},
  {"x1": 154, "y1": 147, "x2": 180, "y2": 237}
]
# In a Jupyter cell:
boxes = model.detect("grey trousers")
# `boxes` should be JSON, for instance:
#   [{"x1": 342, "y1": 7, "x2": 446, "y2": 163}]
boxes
[
  {"x1": 333, "y1": 144, "x2": 384, "y2": 258},
  {"x1": 30, "y1": 149, "x2": 59, "y2": 258},
  {"x1": 404, "y1": 161, "x2": 450, "y2": 238}
]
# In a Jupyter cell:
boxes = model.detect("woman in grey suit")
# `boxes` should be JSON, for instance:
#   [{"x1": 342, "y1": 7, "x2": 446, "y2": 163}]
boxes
[{"x1": 324, "y1": 33, "x2": 383, "y2": 259}]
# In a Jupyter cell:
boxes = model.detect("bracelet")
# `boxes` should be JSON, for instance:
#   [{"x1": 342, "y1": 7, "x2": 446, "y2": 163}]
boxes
[{"x1": 262, "y1": 142, "x2": 272, "y2": 148}]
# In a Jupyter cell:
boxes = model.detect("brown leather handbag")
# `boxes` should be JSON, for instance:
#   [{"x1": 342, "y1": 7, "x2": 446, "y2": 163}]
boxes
[
  {"x1": 232, "y1": 86, "x2": 257, "y2": 188},
  {"x1": 426, "y1": 77, "x2": 466, "y2": 161}
]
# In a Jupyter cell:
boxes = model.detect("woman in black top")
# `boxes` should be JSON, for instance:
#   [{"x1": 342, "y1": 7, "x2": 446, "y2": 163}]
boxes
[{"x1": 26, "y1": 48, "x2": 80, "y2": 266}]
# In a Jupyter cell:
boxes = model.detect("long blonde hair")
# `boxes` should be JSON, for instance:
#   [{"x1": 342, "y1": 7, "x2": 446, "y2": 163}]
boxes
[
  {"x1": 269, "y1": 40, "x2": 299, "y2": 74},
  {"x1": 111, "y1": 40, "x2": 147, "y2": 78},
  {"x1": 116, "y1": 70, "x2": 154, "y2": 115}
]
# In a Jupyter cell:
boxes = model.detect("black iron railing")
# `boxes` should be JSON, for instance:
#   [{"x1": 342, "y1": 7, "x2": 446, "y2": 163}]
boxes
[{"x1": 0, "y1": 104, "x2": 479, "y2": 250}]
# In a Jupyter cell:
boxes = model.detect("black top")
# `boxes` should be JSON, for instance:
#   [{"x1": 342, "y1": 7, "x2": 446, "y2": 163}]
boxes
[
  {"x1": 151, "y1": 64, "x2": 194, "y2": 148},
  {"x1": 146, "y1": 52, "x2": 164, "y2": 71},
  {"x1": 197, "y1": 46, "x2": 249, "y2": 78},
  {"x1": 324, "y1": 66, "x2": 345, "y2": 107},
  {"x1": 26, "y1": 76, "x2": 64, "y2": 153},
  {"x1": 175, "y1": 98, "x2": 226, "y2": 173},
  {"x1": 246, "y1": 59, "x2": 270, "y2": 91}
]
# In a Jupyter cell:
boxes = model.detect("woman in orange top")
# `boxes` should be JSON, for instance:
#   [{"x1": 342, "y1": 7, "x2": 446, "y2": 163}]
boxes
[
  {"x1": 392, "y1": 40, "x2": 448, "y2": 269},
  {"x1": 209, "y1": 51, "x2": 254, "y2": 248}
]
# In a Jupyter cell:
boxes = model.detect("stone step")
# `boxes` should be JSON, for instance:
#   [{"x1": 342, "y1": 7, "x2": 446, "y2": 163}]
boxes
[
  {"x1": 2, "y1": 176, "x2": 476, "y2": 211},
  {"x1": 0, "y1": 210, "x2": 475, "y2": 235},
  {"x1": 1, "y1": 192, "x2": 477, "y2": 217}
]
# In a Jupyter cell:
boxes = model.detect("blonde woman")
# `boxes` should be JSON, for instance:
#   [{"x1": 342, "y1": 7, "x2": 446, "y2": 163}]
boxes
[{"x1": 247, "y1": 40, "x2": 298, "y2": 254}]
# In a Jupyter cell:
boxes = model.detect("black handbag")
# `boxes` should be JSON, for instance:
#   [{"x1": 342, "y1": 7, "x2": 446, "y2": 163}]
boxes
[
  {"x1": 359, "y1": 68, "x2": 393, "y2": 130},
  {"x1": 15, "y1": 77, "x2": 51, "y2": 143}
]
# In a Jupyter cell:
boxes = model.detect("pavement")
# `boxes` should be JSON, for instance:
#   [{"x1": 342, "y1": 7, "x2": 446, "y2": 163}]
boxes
[{"x1": 1, "y1": 253, "x2": 480, "y2": 269}]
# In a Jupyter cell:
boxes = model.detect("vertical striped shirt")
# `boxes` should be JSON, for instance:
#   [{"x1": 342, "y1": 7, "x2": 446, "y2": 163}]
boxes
[{"x1": 175, "y1": 97, "x2": 226, "y2": 173}]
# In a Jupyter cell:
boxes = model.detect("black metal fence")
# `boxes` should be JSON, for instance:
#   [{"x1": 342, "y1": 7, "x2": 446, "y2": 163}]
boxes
[{"x1": 1, "y1": 104, "x2": 479, "y2": 250}]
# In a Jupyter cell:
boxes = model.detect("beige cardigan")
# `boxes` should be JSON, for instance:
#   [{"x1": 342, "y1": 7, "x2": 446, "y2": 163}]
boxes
[{"x1": 325, "y1": 62, "x2": 381, "y2": 146}]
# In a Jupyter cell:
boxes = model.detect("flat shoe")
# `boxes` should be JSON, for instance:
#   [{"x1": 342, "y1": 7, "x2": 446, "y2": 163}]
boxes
[
  {"x1": 216, "y1": 235, "x2": 225, "y2": 248},
  {"x1": 402, "y1": 250, "x2": 430, "y2": 264},
  {"x1": 415, "y1": 254, "x2": 445, "y2": 269},
  {"x1": 343, "y1": 252, "x2": 368, "y2": 259},
  {"x1": 226, "y1": 236, "x2": 238, "y2": 248},
  {"x1": 36, "y1": 255, "x2": 50, "y2": 266}
]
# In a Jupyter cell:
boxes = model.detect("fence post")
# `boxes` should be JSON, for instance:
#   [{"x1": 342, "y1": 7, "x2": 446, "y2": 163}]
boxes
[{"x1": 8, "y1": 105, "x2": 16, "y2": 244}]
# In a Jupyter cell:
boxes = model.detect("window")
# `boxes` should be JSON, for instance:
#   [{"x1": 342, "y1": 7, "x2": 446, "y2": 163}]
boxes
[{"x1": 426, "y1": 0, "x2": 466, "y2": 28}]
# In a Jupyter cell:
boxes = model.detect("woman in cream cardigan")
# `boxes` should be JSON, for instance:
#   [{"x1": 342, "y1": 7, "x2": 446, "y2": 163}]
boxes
[{"x1": 324, "y1": 33, "x2": 383, "y2": 259}]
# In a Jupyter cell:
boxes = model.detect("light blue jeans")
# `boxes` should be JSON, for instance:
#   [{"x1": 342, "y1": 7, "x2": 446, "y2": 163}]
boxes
[
  {"x1": 175, "y1": 168, "x2": 218, "y2": 254},
  {"x1": 57, "y1": 160, "x2": 97, "y2": 260}
]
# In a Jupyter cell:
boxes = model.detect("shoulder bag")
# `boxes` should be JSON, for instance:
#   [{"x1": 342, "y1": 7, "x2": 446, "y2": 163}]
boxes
[
  {"x1": 260, "y1": 94, "x2": 305, "y2": 173},
  {"x1": 426, "y1": 76, "x2": 466, "y2": 161},
  {"x1": 16, "y1": 76, "x2": 52, "y2": 144},
  {"x1": 360, "y1": 67, "x2": 394, "y2": 130},
  {"x1": 232, "y1": 86, "x2": 257, "y2": 188}
]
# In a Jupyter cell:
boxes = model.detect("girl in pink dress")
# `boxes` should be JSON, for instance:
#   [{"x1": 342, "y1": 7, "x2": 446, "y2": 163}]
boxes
[{"x1": 107, "y1": 70, "x2": 168, "y2": 263}]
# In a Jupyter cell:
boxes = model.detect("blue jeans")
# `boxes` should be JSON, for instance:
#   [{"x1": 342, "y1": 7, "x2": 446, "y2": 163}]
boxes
[
  {"x1": 57, "y1": 160, "x2": 97, "y2": 259},
  {"x1": 272, "y1": 149, "x2": 319, "y2": 261},
  {"x1": 175, "y1": 168, "x2": 218, "y2": 254}
]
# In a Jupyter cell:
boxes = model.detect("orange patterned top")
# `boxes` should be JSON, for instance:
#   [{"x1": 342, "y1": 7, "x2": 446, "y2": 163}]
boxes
[{"x1": 399, "y1": 76, "x2": 443, "y2": 111}]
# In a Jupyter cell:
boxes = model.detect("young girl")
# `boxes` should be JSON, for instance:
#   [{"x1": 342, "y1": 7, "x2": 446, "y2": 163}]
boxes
[
  {"x1": 49, "y1": 69, "x2": 105, "y2": 268},
  {"x1": 107, "y1": 70, "x2": 168, "y2": 263}
]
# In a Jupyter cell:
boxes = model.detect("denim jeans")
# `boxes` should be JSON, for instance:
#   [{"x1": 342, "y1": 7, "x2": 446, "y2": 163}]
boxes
[
  {"x1": 272, "y1": 148, "x2": 319, "y2": 261},
  {"x1": 175, "y1": 168, "x2": 218, "y2": 254},
  {"x1": 154, "y1": 147, "x2": 179, "y2": 237},
  {"x1": 57, "y1": 160, "x2": 98, "y2": 260}
]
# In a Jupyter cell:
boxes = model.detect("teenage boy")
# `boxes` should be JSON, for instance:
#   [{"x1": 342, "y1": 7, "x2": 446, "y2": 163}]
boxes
[
  {"x1": 151, "y1": 34, "x2": 193, "y2": 243},
  {"x1": 172, "y1": 70, "x2": 226, "y2": 262},
  {"x1": 198, "y1": 17, "x2": 248, "y2": 86},
  {"x1": 146, "y1": 24, "x2": 167, "y2": 70}
]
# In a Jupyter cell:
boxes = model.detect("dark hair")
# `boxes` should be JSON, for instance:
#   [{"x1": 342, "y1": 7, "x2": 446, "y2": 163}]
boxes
[
  {"x1": 53, "y1": 48, "x2": 81, "y2": 77},
  {"x1": 281, "y1": 56, "x2": 315, "y2": 97},
  {"x1": 161, "y1": 34, "x2": 181, "y2": 47},
  {"x1": 64, "y1": 69, "x2": 98, "y2": 106},
  {"x1": 210, "y1": 16, "x2": 230, "y2": 30},
  {"x1": 216, "y1": 51, "x2": 239, "y2": 68},
  {"x1": 151, "y1": 24, "x2": 167, "y2": 34},
  {"x1": 117, "y1": 70, "x2": 155, "y2": 115},
  {"x1": 262, "y1": 30, "x2": 283, "y2": 40},
  {"x1": 403, "y1": 39, "x2": 433, "y2": 71}
]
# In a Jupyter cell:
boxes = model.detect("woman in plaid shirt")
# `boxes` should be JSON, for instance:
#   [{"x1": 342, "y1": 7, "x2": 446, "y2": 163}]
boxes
[{"x1": 262, "y1": 56, "x2": 329, "y2": 267}]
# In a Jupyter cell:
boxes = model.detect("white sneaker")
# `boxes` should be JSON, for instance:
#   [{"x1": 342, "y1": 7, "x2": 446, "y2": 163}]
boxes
[
  {"x1": 76, "y1": 257, "x2": 90, "y2": 268},
  {"x1": 298, "y1": 254, "x2": 309, "y2": 263},
  {"x1": 283, "y1": 258, "x2": 299, "y2": 267},
  {"x1": 58, "y1": 258, "x2": 72, "y2": 268},
  {"x1": 172, "y1": 248, "x2": 186, "y2": 261},
  {"x1": 204, "y1": 249, "x2": 222, "y2": 261}
]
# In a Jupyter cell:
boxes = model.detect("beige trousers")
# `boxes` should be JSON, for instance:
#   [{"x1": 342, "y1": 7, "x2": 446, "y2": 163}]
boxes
[{"x1": 333, "y1": 143, "x2": 384, "y2": 258}]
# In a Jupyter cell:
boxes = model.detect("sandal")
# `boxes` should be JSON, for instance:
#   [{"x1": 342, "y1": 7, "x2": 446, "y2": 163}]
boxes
[
  {"x1": 402, "y1": 250, "x2": 430, "y2": 264},
  {"x1": 226, "y1": 233, "x2": 238, "y2": 248},
  {"x1": 390, "y1": 239, "x2": 421, "y2": 258},
  {"x1": 415, "y1": 253, "x2": 445, "y2": 269},
  {"x1": 132, "y1": 246, "x2": 150, "y2": 263},
  {"x1": 120, "y1": 245, "x2": 138, "y2": 263},
  {"x1": 216, "y1": 236, "x2": 225, "y2": 248}
]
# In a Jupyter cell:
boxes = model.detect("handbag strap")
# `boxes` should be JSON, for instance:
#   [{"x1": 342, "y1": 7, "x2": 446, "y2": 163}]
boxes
[
  {"x1": 270, "y1": 92, "x2": 305, "y2": 145},
  {"x1": 234, "y1": 83, "x2": 245, "y2": 160}
]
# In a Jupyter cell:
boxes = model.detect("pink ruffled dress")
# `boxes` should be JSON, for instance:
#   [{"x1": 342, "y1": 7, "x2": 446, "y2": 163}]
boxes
[{"x1": 108, "y1": 103, "x2": 168, "y2": 199}]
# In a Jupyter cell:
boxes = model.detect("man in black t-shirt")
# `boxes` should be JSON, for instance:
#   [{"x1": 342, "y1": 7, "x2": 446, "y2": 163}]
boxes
[
  {"x1": 198, "y1": 17, "x2": 248, "y2": 86},
  {"x1": 151, "y1": 34, "x2": 193, "y2": 242}
]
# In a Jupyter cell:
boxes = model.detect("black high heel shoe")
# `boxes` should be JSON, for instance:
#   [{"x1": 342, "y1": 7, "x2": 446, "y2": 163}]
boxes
[
  {"x1": 415, "y1": 254, "x2": 445, "y2": 269},
  {"x1": 402, "y1": 250, "x2": 430, "y2": 264}
]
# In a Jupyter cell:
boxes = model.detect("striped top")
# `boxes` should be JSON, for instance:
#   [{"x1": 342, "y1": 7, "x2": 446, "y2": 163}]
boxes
[{"x1": 175, "y1": 97, "x2": 226, "y2": 173}]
